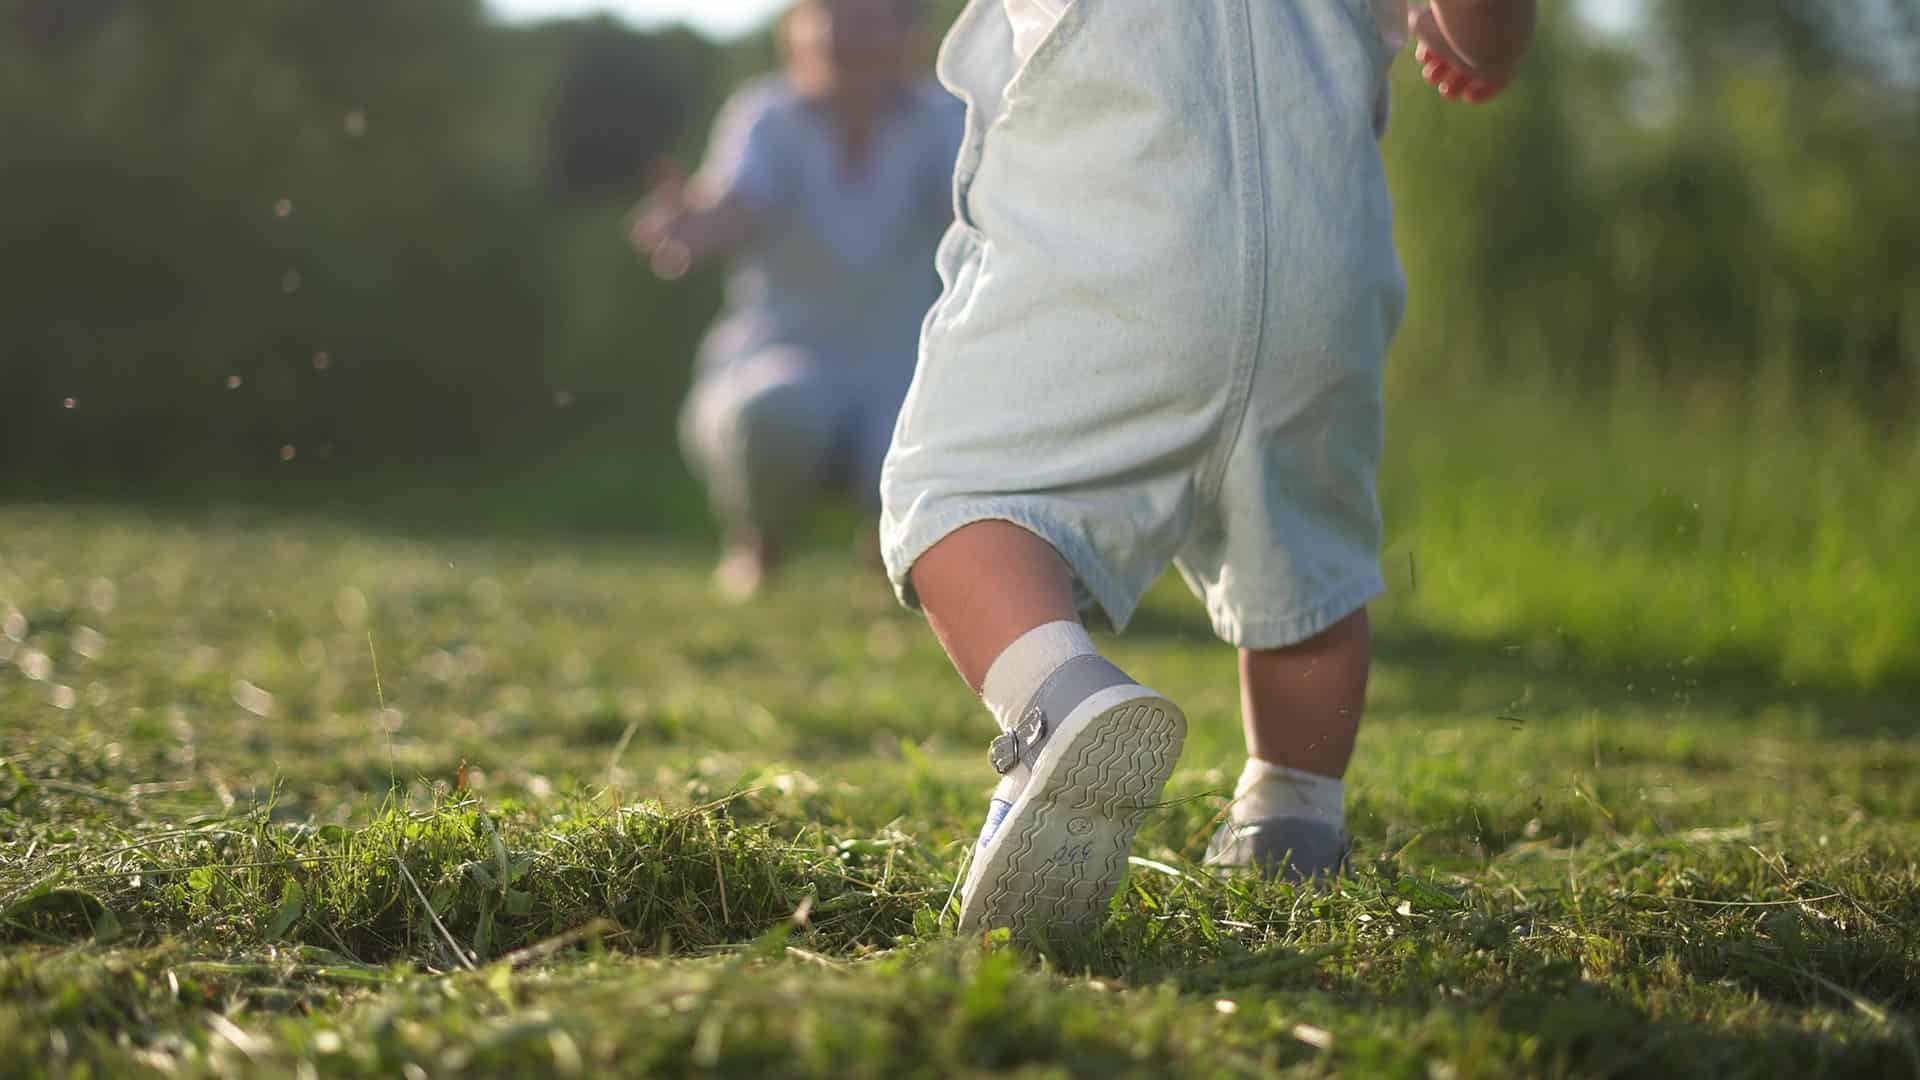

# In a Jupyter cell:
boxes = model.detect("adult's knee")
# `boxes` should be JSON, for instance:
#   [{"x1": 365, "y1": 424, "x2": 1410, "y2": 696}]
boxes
[{"x1": 731, "y1": 377, "x2": 837, "y2": 467}]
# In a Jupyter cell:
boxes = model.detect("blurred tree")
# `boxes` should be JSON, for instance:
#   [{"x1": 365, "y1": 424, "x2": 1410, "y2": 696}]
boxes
[
  {"x1": 1658, "y1": 0, "x2": 1920, "y2": 92},
  {"x1": 1385, "y1": 1, "x2": 1920, "y2": 405},
  {"x1": 544, "y1": 20, "x2": 718, "y2": 201},
  {"x1": 15, "y1": 0, "x2": 120, "y2": 50},
  {"x1": 4, "y1": 0, "x2": 1917, "y2": 486},
  {"x1": 1, "y1": 1, "x2": 554, "y2": 475}
]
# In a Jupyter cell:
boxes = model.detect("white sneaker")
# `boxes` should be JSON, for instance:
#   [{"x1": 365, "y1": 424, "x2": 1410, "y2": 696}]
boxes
[{"x1": 958, "y1": 656, "x2": 1186, "y2": 942}]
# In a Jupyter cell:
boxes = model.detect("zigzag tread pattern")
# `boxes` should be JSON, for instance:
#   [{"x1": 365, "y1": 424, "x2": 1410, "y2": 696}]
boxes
[{"x1": 973, "y1": 695, "x2": 1186, "y2": 941}]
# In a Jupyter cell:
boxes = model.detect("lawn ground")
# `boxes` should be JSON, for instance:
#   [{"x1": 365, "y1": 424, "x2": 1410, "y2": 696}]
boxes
[{"x1": 3, "y1": 493, "x2": 1916, "y2": 1077}]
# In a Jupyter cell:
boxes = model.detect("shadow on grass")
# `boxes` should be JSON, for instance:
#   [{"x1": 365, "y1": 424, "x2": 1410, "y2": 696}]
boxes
[
  {"x1": 1127, "y1": 931, "x2": 1919, "y2": 1078},
  {"x1": 1472, "y1": 979, "x2": 1914, "y2": 1077}
]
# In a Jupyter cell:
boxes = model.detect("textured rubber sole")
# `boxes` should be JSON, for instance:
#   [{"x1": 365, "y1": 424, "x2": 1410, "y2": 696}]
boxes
[{"x1": 958, "y1": 685, "x2": 1187, "y2": 943}]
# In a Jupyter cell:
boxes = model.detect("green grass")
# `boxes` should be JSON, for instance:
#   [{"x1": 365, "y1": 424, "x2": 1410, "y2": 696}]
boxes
[
  {"x1": 1376, "y1": 368, "x2": 1920, "y2": 692},
  {"x1": 3, "y1": 374, "x2": 1917, "y2": 1077}
]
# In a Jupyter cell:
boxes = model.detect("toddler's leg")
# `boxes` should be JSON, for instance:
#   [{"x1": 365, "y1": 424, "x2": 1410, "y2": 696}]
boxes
[
  {"x1": 910, "y1": 522, "x2": 1186, "y2": 941},
  {"x1": 909, "y1": 521, "x2": 1079, "y2": 691},
  {"x1": 1239, "y1": 609, "x2": 1369, "y2": 777},
  {"x1": 1207, "y1": 609, "x2": 1369, "y2": 880}
]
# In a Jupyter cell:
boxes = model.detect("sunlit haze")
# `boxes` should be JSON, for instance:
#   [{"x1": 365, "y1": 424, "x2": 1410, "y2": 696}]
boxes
[
  {"x1": 487, "y1": 0, "x2": 789, "y2": 37},
  {"x1": 487, "y1": 0, "x2": 1646, "y2": 39}
]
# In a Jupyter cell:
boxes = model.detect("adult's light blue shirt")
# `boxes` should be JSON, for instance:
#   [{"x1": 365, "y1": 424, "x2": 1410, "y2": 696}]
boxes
[{"x1": 694, "y1": 75, "x2": 966, "y2": 378}]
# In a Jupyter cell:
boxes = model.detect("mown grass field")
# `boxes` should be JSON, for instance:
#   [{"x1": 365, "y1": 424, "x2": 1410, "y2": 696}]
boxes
[{"x1": 4, "y1": 380, "x2": 1918, "y2": 1078}]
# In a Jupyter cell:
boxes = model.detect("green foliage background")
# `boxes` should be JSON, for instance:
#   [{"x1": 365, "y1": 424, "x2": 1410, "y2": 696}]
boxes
[{"x1": 5, "y1": 0, "x2": 1916, "y2": 476}]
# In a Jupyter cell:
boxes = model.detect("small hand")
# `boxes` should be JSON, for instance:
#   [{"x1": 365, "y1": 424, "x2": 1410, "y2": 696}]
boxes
[
  {"x1": 1407, "y1": 5, "x2": 1513, "y2": 105},
  {"x1": 628, "y1": 159, "x2": 696, "y2": 280}
]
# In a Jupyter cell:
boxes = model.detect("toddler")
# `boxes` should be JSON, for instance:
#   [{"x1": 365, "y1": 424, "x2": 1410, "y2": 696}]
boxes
[{"x1": 879, "y1": 0, "x2": 1535, "y2": 938}]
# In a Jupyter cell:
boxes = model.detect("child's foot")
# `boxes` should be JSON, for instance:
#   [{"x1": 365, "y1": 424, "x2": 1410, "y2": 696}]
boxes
[
  {"x1": 958, "y1": 656, "x2": 1186, "y2": 942},
  {"x1": 711, "y1": 533, "x2": 779, "y2": 602},
  {"x1": 1202, "y1": 817, "x2": 1349, "y2": 882}
]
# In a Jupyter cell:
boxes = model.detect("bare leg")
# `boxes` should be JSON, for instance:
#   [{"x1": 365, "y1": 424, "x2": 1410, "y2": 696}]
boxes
[
  {"x1": 908, "y1": 520, "x2": 1080, "y2": 691},
  {"x1": 713, "y1": 530, "x2": 782, "y2": 602},
  {"x1": 1239, "y1": 608, "x2": 1370, "y2": 778},
  {"x1": 682, "y1": 349, "x2": 837, "y2": 600},
  {"x1": 921, "y1": 520, "x2": 1188, "y2": 940}
]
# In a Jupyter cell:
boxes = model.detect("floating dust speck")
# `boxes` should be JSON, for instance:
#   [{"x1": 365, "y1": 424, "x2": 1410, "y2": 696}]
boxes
[
  {"x1": 232, "y1": 679, "x2": 275, "y2": 718},
  {"x1": 88, "y1": 578, "x2": 116, "y2": 613},
  {"x1": 274, "y1": 198, "x2": 293, "y2": 218},
  {"x1": 553, "y1": 389, "x2": 575, "y2": 407},
  {"x1": 377, "y1": 707, "x2": 404, "y2": 733},
  {"x1": 344, "y1": 110, "x2": 367, "y2": 136},
  {"x1": 279, "y1": 444, "x2": 297, "y2": 462},
  {"x1": 280, "y1": 270, "x2": 302, "y2": 294},
  {"x1": 1214, "y1": 999, "x2": 1239, "y2": 1015},
  {"x1": 227, "y1": 375, "x2": 244, "y2": 390},
  {"x1": 312, "y1": 351, "x2": 331, "y2": 371},
  {"x1": 50, "y1": 684, "x2": 76, "y2": 710}
]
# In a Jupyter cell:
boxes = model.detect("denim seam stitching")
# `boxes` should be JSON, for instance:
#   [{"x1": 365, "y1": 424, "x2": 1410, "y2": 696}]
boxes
[{"x1": 1195, "y1": 0, "x2": 1271, "y2": 511}]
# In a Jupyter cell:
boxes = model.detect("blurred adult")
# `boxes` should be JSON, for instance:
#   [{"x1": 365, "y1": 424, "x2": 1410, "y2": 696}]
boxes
[{"x1": 631, "y1": 0, "x2": 962, "y2": 598}]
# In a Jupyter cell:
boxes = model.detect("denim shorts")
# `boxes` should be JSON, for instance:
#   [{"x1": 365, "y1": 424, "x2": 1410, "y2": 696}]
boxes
[{"x1": 880, "y1": 0, "x2": 1407, "y2": 649}]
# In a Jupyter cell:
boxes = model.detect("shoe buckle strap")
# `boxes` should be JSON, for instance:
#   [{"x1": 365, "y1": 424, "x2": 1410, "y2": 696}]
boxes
[
  {"x1": 988, "y1": 705, "x2": 1047, "y2": 775},
  {"x1": 984, "y1": 654, "x2": 1131, "y2": 776}
]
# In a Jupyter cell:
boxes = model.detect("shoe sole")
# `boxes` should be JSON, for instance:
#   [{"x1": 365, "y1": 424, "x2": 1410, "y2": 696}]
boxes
[{"x1": 959, "y1": 685, "x2": 1186, "y2": 942}]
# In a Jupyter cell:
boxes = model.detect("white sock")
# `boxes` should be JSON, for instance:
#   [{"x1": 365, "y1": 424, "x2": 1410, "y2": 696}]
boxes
[
  {"x1": 978, "y1": 620, "x2": 1097, "y2": 732},
  {"x1": 1231, "y1": 758, "x2": 1345, "y2": 831}
]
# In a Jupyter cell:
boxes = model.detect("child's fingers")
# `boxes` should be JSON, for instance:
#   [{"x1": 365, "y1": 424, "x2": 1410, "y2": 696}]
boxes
[
  {"x1": 1463, "y1": 79, "x2": 1503, "y2": 104},
  {"x1": 1414, "y1": 29, "x2": 1506, "y2": 104},
  {"x1": 1417, "y1": 47, "x2": 1505, "y2": 104}
]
